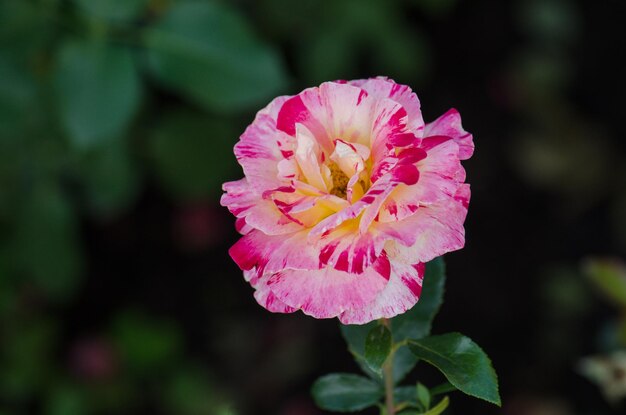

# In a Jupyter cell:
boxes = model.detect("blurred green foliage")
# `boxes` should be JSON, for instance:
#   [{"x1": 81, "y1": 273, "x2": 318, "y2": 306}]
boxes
[{"x1": 0, "y1": 0, "x2": 438, "y2": 413}]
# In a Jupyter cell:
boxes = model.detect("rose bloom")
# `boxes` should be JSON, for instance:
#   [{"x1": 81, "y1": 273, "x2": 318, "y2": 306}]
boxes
[{"x1": 221, "y1": 77, "x2": 472, "y2": 324}]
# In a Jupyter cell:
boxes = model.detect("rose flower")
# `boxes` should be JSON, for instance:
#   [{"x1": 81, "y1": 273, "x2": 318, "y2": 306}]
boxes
[{"x1": 222, "y1": 77, "x2": 472, "y2": 324}]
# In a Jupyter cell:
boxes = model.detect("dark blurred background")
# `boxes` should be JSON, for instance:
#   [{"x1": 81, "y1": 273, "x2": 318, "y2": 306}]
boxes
[{"x1": 1, "y1": 0, "x2": 626, "y2": 414}]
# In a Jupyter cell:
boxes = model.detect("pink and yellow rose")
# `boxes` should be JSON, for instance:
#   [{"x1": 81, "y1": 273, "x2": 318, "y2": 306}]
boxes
[{"x1": 221, "y1": 77, "x2": 472, "y2": 324}]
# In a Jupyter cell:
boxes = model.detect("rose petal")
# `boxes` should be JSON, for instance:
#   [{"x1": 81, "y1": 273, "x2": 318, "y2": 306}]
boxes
[
  {"x1": 267, "y1": 257, "x2": 389, "y2": 319},
  {"x1": 339, "y1": 260, "x2": 424, "y2": 324}
]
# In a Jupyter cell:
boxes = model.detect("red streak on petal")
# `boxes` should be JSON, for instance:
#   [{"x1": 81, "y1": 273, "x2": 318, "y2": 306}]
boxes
[
  {"x1": 403, "y1": 275, "x2": 422, "y2": 297},
  {"x1": 420, "y1": 135, "x2": 452, "y2": 151},
  {"x1": 373, "y1": 252, "x2": 391, "y2": 280},
  {"x1": 357, "y1": 88, "x2": 368, "y2": 105},
  {"x1": 335, "y1": 250, "x2": 350, "y2": 272},
  {"x1": 277, "y1": 96, "x2": 308, "y2": 136},
  {"x1": 319, "y1": 241, "x2": 340, "y2": 266},
  {"x1": 393, "y1": 165, "x2": 419, "y2": 185}
]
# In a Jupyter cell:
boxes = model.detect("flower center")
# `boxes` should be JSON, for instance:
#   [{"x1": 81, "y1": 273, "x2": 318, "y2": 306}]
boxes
[{"x1": 328, "y1": 161, "x2": 350, "y2": 198}]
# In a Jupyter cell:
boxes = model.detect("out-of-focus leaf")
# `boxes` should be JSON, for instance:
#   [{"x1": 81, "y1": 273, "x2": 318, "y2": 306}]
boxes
[
  {"x1": 144, "y1": 1, "x2": 287, "y2": 113},
  {"x1": 512, "y1": 52, "x2": 572, "y2": 96},
  {"x1": 54, "y1": 39, "x2": 141, "y2": 148},
  {"x1": 74, "y1": 0, "x2": 148, "y2": 21},
  {"x1": 164, "y1": 368, "x2": 234, "y2": 415},
  {"x1": 298, "y1": 29, "x2": 358, "y2": 85},
  {"x1": 254, "y1": 0, "x2": 319, "y2": 38},
  {"x1": 584, "y1": 259, "x2": 626, "y2": 308},
  {"x1": 518, "y1": 0, "x2": 580, "y2": 45},
  {"x1": 12, "y1": 182, "x2": 83, "y2": 301},
  {"x1": 0, "y1": 1, "x2": 58, "y2": 60},
  {"x1": 311, "y1": 373, "x2": 383, "y2": 412},
  {"x1": 364, "y1": 324, "x2": 392, "y2": 374},
  {"x1": 540, "y1": 265, "x2": 591, "y2": 321},
  {"x1": 371, "y1": 29, "x2": 430, "y2": 85},
  {"x1": 148, "y1": 111, "x2": 238, "y2": 200},
  {"x1": 75, "y1": 136, "x2": 140, "y2": 217},
  {"x1": 112, "y1": 311, "x2": 182, "y2": 375},
  {"x1": 408, "y1": 333, "x2": 500, "y2": 406},
  {"x1": 416, "y1": 383, "x2": 431, "y2": 410},
  {"x1": 45, "y1": 384, "x2": 87, "y2": 415},
  {"x1": 0, "y1": 56, "x2": 38, "y2": 137}
]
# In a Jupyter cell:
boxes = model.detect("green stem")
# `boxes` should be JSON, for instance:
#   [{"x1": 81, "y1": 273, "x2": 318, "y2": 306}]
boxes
[{"x1": 381, "y1": 318, "x2": 395, "y2": 415}]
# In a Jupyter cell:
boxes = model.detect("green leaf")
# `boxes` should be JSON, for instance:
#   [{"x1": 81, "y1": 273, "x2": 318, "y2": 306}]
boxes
[
  {"x1": 584, "y1": 259, "x2": 626, "y2": 308},
  {"x1": 74, "y1": 136, "x2": 140, "y2": 217},
  {"x1": 416, "y1": 383, "x2": 430, "y2": 410},
  {"x1": 45, "y1": 384, "x2": 87, "y2": 415},
  {"x1": 365, "y1": 324, "x2": 392, "y2": 374},
  {"x1": 164, "y1": 367, "x2": 232, "y2": 415},
  {"x1": 54, "y1": 39, "x2": 141, "y2": 148},
  {"x1": 144, "y1": 1, "x2": 287, "y2": 113},
  {"x1": 340, "y1": 321, "x2": 379, "y2": 380},
  {"x1": 0, "y1": 56, "x2": 38, "y2": 137},
  {"x1": 394, "y1": 385, "x2": 418, "y2": 406},
  {"x1": 0, "y1": 1, "x2": 57, "y2": 61},
  {"x1": 73, "y1": 0, "x2": 148, "y2": 21},
  {"x1": 147, "y1": 110, "x2": 238, "y2": 200},
  {"x1": 340, "y1": 257, "x2": 446, "y2": 383},
  {"x1": 311, "y1": 374, "x2": 383, "y2": 412},
  {"x1": 422, "y1": 396, "x2": 449, "y2": 415},
  {"x1": 112, "y1": 311, "x2": 182, "y2": 375},
  {"x1": 408, "y1": 333, "x2": 500, "y2": 406}
]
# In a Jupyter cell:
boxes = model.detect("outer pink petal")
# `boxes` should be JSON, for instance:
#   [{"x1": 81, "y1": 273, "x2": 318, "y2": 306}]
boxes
[
  {"x1": 266, "y1": 258, "x2": 389, "y2": 319},
  {"x1": 349, "y1": 77, "x2": 425, "y2": 135},
  {"x1": 252, "y1": 275, "x2": 297, "y2": 314},
  {"x1": 339, "y1": 261, "x2": 424, "y2": 324},
  {"x1": 423, "y1": 108, "x2": 474, "y2": 160},
  {"x1": 221, "y1": 178, "x2": 302, "y2": 235},
  {"x1": 383, "y1": 185, "x2": 470, "y2": 264},
  {"x1": 221, "y1": 178, "x2": 256, "y2": 217},
  {"x1": 234, "y1": 95, "x2": 294, "y2": 189},
  {"x1": 229, "y1": 229, "x2": 319, "y2": 275}
]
